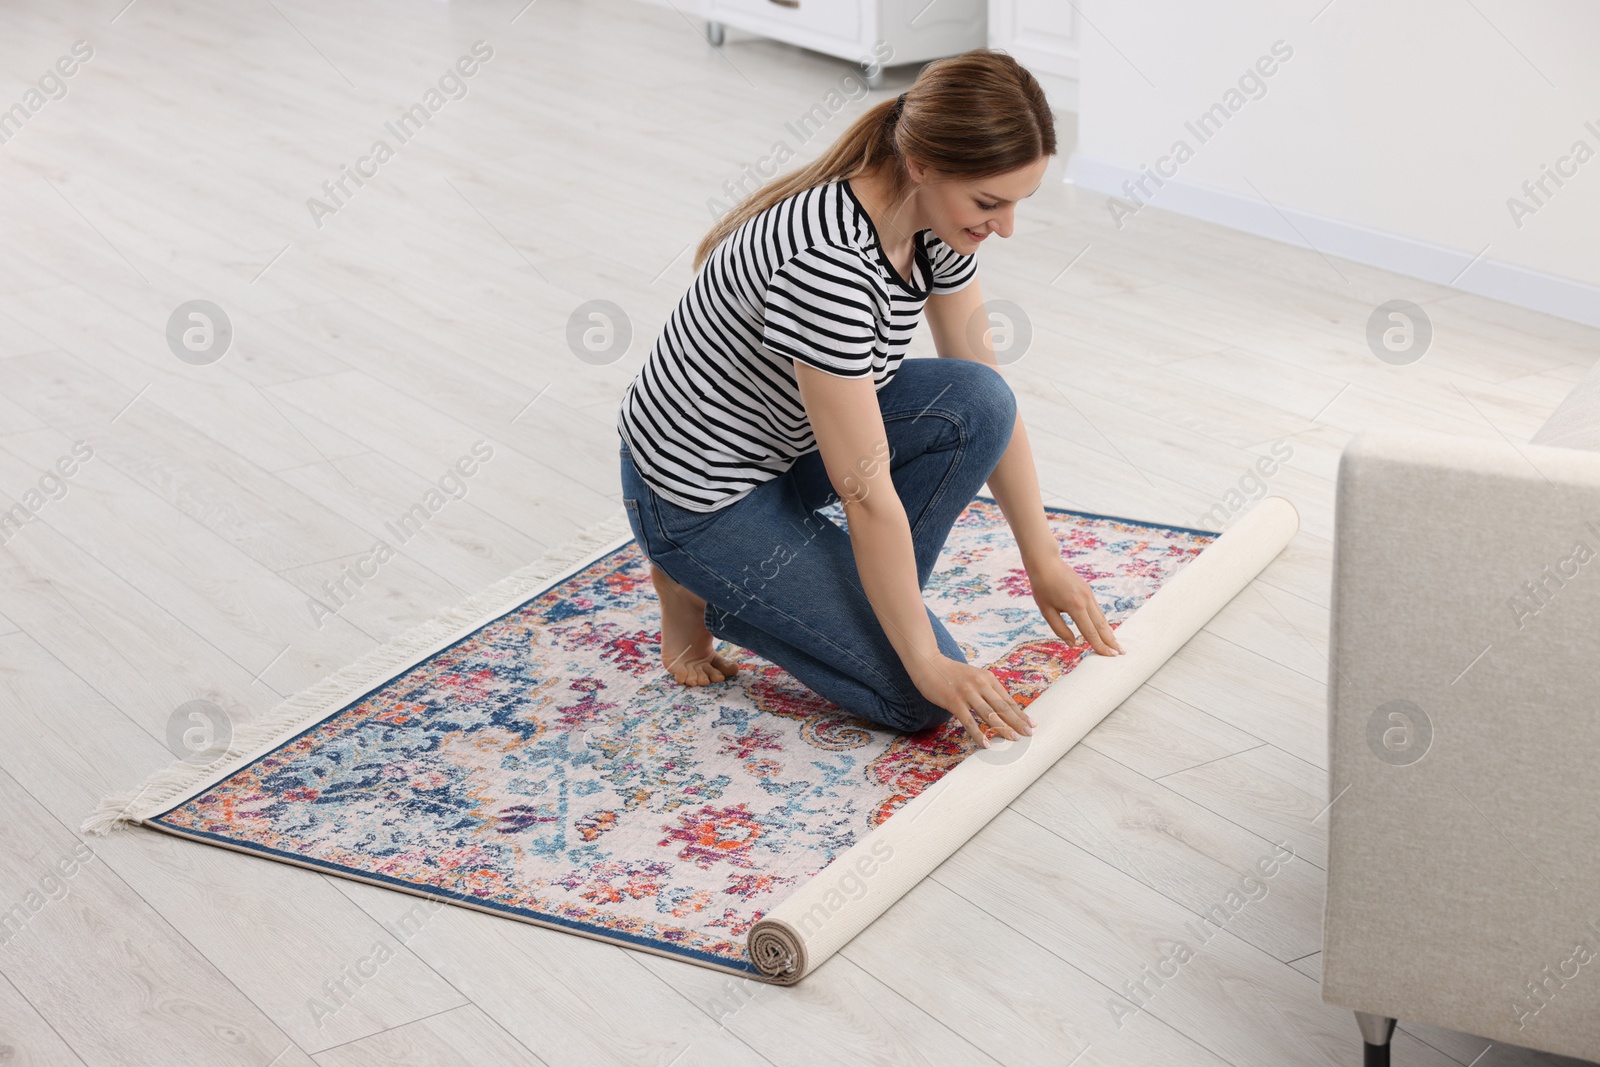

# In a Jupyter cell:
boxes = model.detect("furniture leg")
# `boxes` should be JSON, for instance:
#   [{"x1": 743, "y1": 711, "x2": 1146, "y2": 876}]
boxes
[{"x1": 1356, "y1": 1011, "x2": 1396, "y2": 1067}]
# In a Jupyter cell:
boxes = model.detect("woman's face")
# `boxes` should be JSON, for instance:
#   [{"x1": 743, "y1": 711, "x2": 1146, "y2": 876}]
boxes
[{"x1": 915, "y1": 156, "x2": 1051, "y2": 251}]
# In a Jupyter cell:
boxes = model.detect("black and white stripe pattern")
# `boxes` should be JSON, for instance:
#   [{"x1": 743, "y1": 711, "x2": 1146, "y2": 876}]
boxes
[{"x1": 617, "y1": 178, "x2": 978, "y2": 513}]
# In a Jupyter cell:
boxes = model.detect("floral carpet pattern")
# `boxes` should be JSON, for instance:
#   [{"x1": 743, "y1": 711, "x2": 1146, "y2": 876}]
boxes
[{"x1": 151, "y1": 500, "x2": 1215, "y2": 973}]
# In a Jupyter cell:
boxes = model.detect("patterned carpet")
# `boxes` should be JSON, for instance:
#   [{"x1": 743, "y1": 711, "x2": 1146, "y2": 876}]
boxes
[{"x1": 146, "y1": 499, "x2": 1214, "y2": 974}]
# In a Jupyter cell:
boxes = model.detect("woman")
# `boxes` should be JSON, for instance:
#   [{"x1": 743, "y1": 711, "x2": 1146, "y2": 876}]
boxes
[{"x1": 616, "y1": 49, "x2": 1123, "y2": 750}]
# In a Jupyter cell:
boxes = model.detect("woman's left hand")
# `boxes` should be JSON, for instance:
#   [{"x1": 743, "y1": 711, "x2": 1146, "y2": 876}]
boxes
[{"x1": 1027, "y1": 558, "x2": 1124, "y2": 658}]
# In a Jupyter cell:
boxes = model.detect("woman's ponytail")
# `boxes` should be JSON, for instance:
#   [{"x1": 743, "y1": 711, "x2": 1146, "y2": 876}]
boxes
[{"x1": 691, "y1": 49, "x2": 1055, "y2": 272}]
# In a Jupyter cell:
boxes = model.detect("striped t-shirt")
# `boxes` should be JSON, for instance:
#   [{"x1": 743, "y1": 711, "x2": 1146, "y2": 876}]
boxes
[{"x1": 616, "y1": 177, "x2": 978, "y2": 513}]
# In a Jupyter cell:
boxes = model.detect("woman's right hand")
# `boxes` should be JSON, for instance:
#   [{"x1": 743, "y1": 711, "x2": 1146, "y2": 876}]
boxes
[{"x1": 908, "y1": 654, "x2": 1034, "y2": 748}]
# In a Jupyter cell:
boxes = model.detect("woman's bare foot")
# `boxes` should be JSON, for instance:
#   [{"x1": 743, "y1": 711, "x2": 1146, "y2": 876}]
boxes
[{"x1": 651, "y1": 563, "x2": 740, "y2": 686}]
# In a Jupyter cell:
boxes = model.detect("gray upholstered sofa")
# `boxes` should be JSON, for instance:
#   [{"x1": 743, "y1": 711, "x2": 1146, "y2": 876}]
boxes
[{"x1": 1323, "y1": 357, "x2": 1600, "y2": 1064}]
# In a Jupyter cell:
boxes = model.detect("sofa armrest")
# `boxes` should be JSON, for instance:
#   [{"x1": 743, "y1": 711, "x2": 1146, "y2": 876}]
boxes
[{"x1": 1323, "y1": 431, "x2": 1600, "y2": 1061}]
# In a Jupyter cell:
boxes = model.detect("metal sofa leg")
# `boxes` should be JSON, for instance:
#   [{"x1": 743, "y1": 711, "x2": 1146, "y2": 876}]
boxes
[{"x1": 1355, "y1": 1011, "x2": 1397, "y2": 1067}]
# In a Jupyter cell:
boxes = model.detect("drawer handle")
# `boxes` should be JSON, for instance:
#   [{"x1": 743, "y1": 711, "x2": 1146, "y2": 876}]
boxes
[{"x1": 768, "y1": 0, "x2": 799, "y2": 7}]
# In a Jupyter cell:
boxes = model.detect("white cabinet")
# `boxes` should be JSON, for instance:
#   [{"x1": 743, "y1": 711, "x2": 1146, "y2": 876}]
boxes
[
  {"x1": 988, "y1": 0, "x2": 1079, "y2": 112},
  {"x1": 705, "y1": 0, "x2": 987, "y2": 88}
]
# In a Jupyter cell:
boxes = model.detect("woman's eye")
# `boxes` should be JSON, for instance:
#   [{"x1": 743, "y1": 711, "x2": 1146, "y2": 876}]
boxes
[{"x1": 977, "y1": 201, "x2": 997, "y2": 211}]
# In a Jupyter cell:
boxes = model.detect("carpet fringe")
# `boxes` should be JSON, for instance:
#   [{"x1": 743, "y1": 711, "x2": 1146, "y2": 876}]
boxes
[{"x1": 80, "y1": 510, "x2": 637, "y2": 837}]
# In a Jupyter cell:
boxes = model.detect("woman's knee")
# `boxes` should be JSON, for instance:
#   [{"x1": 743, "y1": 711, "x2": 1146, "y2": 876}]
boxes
[
  {"x1": 974, "y1": 361, "x2": 1018, "y2": 428},
  {"x1": 943, "y1": 358, "x2": 1016, "y2": 438}
]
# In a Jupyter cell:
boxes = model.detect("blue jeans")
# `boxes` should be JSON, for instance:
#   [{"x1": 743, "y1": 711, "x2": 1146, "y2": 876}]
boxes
[{"x1": 618, "y1": 356, "x2": 1017, "y2": 733}]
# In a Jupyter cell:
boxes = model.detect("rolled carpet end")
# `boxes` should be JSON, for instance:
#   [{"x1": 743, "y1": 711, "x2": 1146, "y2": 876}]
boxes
[
  {"x1": 748, "y1": 918, "x2": 808, "y2": 985},
  {"x1": 737, "y1": 496, "x2": 1300, "y2": 985}
]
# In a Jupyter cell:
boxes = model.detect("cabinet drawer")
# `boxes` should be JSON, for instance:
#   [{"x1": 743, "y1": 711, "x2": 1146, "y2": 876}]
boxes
[{"x1": 709, "y1": 0, "x2": 864, "y2": 47}]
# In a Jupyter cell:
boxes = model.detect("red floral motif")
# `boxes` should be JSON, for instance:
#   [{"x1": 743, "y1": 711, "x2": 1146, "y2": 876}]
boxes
[
  {"x1": 745, "y1": 666, "x2": 834, "y2": 720},
  {"x1": 864, "y1": 726, "x2": 969, "y2": 827},
  {"x1": 1072, "y1": 562, "x2": 1118, "y2": 583},
  {"x1": 1057, "y1": 526, "x2": 1106, "y2": 552},
  {"x1": 1120, "y1": 555, "x2": 1169, "y2": 579},
  {"x1": 552, "y1": 620, "x2": 659, "y2": 679},
  {"x1": 705, "y1": 906, "x2": 760, "y2": 937},
  {"x1": 719, "y1": 727, "x2": 783, "y2": 760},
  {"x1": 603, "y1": 565, "x2": 652, "y2": 596},
  {"x1": 987, "y1": 639, "x2": 1087, "y2": 709},
  {"x1": 433, "y1": 667, "x2": 498, "y2": 702},
  {"x1": 600, "y1": 629, "x2": 657, "y2": 675},
  {"x1": 999, "y1": 569, "x2": 1033, "y2": 598},
  {"x1": 659, "y1": 804, "x2": 763, "y2": 869},
  {"x1": 549, "y1": 619, "x2": 609, "y2": 651},
  {"x1": 723, "y1": 871, "x2": 797, "y2": 900},
  {"x1": 572, "y1": 860, "x2": 670, "y2": 905},
  {"x1": 550, "y1": 676, "x2": 620, "y2": 735}
]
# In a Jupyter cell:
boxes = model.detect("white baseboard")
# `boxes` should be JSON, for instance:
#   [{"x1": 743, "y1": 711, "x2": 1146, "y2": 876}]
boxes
[{"x1": 1065, "y1": 154, "x2": 1600, "y2": 330}]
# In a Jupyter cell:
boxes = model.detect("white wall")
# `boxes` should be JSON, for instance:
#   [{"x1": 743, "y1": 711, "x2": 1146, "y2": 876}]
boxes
[{"x1": 1067, "y1": 1, "x2": 1600, "y2": 327}]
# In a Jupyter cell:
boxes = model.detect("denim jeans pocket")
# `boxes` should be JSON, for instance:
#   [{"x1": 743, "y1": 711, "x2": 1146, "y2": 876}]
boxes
[
  {"x1": 646, "y1": 492, "x2": 723, "y2": 553},
  {"x1": 622, "y1": 497, "x2": 655, "y2": 563}
]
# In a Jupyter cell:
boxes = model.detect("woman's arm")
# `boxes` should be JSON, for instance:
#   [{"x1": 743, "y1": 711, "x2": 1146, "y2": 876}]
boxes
[
  {"x1": 793, "y1": 360, "x2": 1030, "y2": 745},
  {"x1": 925, "y1": 281, "x2": 1124, "y2": 657}
]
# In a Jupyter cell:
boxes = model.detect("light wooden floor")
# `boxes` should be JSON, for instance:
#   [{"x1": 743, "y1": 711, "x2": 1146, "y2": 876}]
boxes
[{"x1": 1, "y1": 1, "x2": 1596, "y2": 1064}]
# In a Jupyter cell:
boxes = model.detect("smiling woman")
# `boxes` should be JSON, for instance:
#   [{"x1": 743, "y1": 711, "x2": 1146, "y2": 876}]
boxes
[{"x1": 616, "y1": 49, "x2": 1122, "y2": 747}]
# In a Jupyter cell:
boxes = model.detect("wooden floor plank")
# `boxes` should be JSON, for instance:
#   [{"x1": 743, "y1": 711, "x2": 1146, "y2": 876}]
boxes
[
  {"x1": 0, "y1": 969, "x2": 89, "y2": 1067},
  {"x1": 633, "y1": 951, "x2": 1000, "y2": 1067},
  {"x1": 1080, "y1": 685, "x2": 1266, "y2": 781},
  {"x1": 312, "y1": 1004, "x2": 550, "y2": 1067},
  {"x1": 1012, "y1": 744, "x2": 1325, "y2": 963},
  {"x1": 323, "y1": 878, "x2": 775, "y2": 1067},
  {"x1": 0, "y1": 428, "x2": 376, "y2": 697},
  {"x1": 937, "y1": 807, "x2": 1457, "y2": 1066},
  {"x1": 1147, "y1": 628, "x2": 1330, "y2": 770},
  {"x1": 0, "y1": 761, "x2": 318, "y2": 1067},
  {"x1": 1159, "y1": 744, "x2": 1332, "y2": 872},
  {"x1": 842, "y1": 877, "x2": 1235, "y2": 1066}
]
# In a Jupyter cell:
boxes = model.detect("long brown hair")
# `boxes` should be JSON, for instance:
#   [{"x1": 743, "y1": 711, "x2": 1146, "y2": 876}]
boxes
[{"x1": 692, "y1": 49, "x2": 1056, "y2": 271}]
